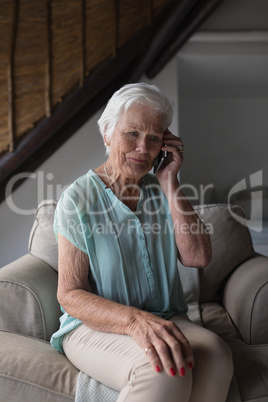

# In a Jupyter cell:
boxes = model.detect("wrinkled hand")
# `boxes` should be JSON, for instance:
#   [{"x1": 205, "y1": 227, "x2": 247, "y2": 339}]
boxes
[
  {"x1": 156, "y1": 129, "x2": 184, "y2": 190},
  {"x1": 130, "y1": 310, "x2": 194, "y2": 377}
]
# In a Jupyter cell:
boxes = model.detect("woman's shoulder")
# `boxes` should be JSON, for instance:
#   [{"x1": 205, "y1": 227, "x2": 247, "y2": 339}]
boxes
[{"x1": 57, "y1": 170, "x2": 106, "y2": 213}]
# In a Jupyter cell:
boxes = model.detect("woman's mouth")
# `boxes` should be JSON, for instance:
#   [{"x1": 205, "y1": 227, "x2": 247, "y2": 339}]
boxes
[{"x1": 129, "y1": 157, "x2": 148, "y2": 163}]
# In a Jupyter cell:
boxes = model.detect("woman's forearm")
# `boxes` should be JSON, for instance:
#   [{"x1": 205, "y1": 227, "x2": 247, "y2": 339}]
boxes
[
  {"x1": 165, "y1": 181, "x2": 212, "y2": 268},
  {"x1": 58, "y1": 288, "x2": 140, "y2": 335},
  {"x1": 57, "y1": 233, "x2": 143, "y2": 336}
]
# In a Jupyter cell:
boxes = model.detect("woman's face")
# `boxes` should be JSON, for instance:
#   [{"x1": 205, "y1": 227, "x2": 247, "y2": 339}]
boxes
[{"x1": 107, "y1": 103, "x2": 165, "y2": 179}]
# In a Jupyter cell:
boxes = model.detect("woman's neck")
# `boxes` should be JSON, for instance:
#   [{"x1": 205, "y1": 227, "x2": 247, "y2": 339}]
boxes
[
  {"x1": 103, "y1": 161, "x2": 142, "y2": 188},
  {"x1": 97, "y1": 162, "x2": 142, "y2": 211}
]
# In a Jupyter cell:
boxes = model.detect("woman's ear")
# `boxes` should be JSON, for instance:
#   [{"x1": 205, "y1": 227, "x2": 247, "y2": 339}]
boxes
[
  {"x1": 104, "y1": 134, "x2": 109, "y2": 146},
  {"x1": 104, "y1": 125, "x2": 109, "y2": 145}
]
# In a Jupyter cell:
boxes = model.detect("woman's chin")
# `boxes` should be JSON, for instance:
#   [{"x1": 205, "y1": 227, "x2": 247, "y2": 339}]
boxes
[
  {"x1": 128, "y1": 158, "x2": 152, "y2": 170},
  {"x1": 127, "y1": 163, "x2": 152, "y2": 177}
]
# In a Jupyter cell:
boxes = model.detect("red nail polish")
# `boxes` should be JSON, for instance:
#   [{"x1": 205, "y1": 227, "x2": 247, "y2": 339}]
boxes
[
  {"x1": 155, "y1": 365, "x2": 160, "y2": 373},
  {"x1": 180, "y1": 367, "x2": 185, "y2": 377},
  {"x1": 170, "y1": 368, "x2": 176, "y2": 376},
  {"x1": 188, "y1": 362, "x2": 194, "y2": 369}
]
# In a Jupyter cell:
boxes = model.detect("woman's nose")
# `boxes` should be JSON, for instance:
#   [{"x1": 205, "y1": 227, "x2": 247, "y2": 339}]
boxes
[{"x1": 135, "y1": 137, "x2": 149, "y2": 153}]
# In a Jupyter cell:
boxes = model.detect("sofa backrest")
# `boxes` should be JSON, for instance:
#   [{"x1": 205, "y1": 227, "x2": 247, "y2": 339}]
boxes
[
  {"x1": 194, "y1": 204, "x2": 255, "y2": 302},
  {"x1": 28, "y1": 200, "x2": 255, "y2": 303}
]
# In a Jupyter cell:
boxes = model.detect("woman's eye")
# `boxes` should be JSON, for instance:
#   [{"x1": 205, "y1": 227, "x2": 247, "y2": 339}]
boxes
[
  {"x1": 129, "y1": 131, "x2": 138, "y2": 137},
  {"x1": 151, "y1": 136, "x2": 161, "y2": 142}
]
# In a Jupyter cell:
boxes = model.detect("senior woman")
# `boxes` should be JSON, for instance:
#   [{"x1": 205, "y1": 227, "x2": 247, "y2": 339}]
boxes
[{"x1": 51, "y1": 83, "x2": 233, "y2": 402}]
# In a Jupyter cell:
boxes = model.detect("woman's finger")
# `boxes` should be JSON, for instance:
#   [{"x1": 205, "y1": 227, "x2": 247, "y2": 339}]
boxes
[
  {"x1": 171, "y1": 323, "x2": 195, "y2": 368},
  {"x1": 155, "y1": 323, "x2": 194, "y2": 377},
  {"x1": 143, "y1": 336, "x2": 185, "y2": 377},
  {"x1": 144, "y1": 345, "x2": 163, "y2": 373},
  {"x1": 158, "y1": 341, "x2": 178, "y2": 377},
  {"x1": 169, "y1": 334, "x2": 194, "y2": 376},
  {"x1": 164, "y1": 129, "x2": 183, "y2": 144},
  {"x1": 133, "y1": 312, "x2": 194, "y2": 377},
  {"x1": 145, "y1": 336, "x2": 192, "y2": 378},
  {"x1": 159, "y1": 144, "x2": 184, "y2": 172}
]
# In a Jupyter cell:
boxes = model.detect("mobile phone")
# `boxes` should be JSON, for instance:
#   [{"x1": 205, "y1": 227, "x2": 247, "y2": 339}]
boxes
[{"x1": 153, "y1": 150, "x2": 168, "y2": 173}]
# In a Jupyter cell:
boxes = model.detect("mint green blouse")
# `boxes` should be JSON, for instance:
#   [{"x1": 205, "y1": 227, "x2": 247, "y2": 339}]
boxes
[{"x1": 50, "y1": 170, "x2": 187, "y2": 353}]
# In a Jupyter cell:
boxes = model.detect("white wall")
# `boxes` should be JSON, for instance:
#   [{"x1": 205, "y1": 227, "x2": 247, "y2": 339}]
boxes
[
  {"x1": 0, "y1": 110, "x2": 103, "y2": 267},
  {"x1": 179, "y1": 97, "x2": 268, "y2": 193},
  {"x1": 177, "y1": 34, "x2": 268, "y2": 225},
  {"x1": 0, "y1": 57, "x2": 179, "y2": 267}
]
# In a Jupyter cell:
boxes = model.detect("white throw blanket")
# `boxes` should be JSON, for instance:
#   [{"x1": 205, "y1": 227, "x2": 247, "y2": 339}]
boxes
[{"x1": 75, "y1": 374, "x2": 118, "y2": 402}]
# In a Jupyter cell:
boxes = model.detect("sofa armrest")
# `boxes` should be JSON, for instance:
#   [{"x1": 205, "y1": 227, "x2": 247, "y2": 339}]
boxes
[
  {"x1": 0, "y1": 254, "x2": 61, "y2": 341},
  {"x1": 223, "y1": 255, "x2": 268, "y2": 345}
]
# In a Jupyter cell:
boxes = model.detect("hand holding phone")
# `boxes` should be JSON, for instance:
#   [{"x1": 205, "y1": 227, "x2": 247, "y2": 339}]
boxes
[{"x1": 153, "y1": 150, "x2": 168, "y2": 174}]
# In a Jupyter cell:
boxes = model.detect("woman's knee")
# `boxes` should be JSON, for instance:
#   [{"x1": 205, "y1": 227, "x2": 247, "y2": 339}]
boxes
[
  {"x1": 121, "y1": 360, "x2": 193, "y2": 402},
  {"x1": 207, "y1": 332, "x2": 233, "y2": 371},
  {"x1": 192, "y1": 329, "x2": 233, "y2": 377},
  {"x1": 188, "y1": 330, "x2": 233, "y2": 402}
]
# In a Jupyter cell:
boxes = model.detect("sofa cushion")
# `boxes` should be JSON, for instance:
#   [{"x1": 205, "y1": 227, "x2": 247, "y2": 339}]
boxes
[
  {"x1": 195, "y1": 204, "x2": 255, "y2": 302},
  {"x1": 223, "y1": 255, "x2": 268, "y2": 345},
  {"x1": 29, "y1": 200, "x2": 58, "y2": 271},
  {"x1": 0, "y1": 254, "x2": 61, "y2": 341},
  {"x1": 0, "y1": 331, "x2": 78, "y2": 402},
  {"x1": 201, "y1": 303, "x2": 241, "y2": 342},
  {"x1": 227, "y1": 340, "x2": 268, "y2": 401},
  {"x1": 201, "y1": 303, "x2": 268, "y2": 401}
]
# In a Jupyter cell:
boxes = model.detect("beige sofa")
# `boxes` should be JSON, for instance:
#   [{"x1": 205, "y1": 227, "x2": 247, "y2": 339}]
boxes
[{"x1": 0, "y1": 200, "x2": 268, "y2": 402}]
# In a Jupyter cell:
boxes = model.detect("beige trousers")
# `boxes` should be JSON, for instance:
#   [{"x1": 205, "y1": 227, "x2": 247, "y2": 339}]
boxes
[{"x1": 62, "y1": 314, "x2": 233, "y2": 402}]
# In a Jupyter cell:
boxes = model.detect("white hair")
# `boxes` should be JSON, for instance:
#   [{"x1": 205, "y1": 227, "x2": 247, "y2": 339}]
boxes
[{"x1": 97, "y1": 82, "x2": 173, "y2": 154}]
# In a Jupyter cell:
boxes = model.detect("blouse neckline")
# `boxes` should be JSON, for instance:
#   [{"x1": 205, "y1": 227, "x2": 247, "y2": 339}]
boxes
[{"x1": 89, "y1": 169, "x2": 145, "y2": 215}]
